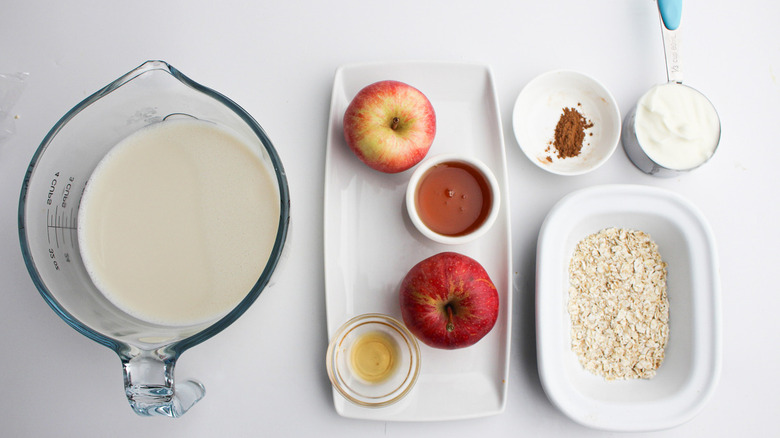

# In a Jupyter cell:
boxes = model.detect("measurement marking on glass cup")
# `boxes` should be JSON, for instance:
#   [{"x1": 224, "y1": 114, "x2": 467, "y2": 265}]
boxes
[
  {"x1": 47, "y1": 204, "x2": 78, "y2": 250},
  {"x1": 45, "y1": 172, "x2": 78, "y2": 251}
]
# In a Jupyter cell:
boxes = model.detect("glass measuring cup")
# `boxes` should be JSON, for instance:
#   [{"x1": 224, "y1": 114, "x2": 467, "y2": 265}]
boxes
[{"x1": 18, "y1": 60, "x2": 290, "y2": 417}]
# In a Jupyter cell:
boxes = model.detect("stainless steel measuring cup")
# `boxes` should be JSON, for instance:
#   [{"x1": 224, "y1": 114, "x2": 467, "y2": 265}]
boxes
[
  {"x1": 18, "y1": 60, "x2": 290, "y2": 417},
  {"x1": 621, "y1": 0, "x2": 721, "y2": 177}
]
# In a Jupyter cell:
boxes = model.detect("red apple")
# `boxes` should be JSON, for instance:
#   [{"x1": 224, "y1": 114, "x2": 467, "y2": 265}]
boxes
[
  {"x1": 399, "y1": 252, "x2": 499, "y2": 349},
  {"x1": 343, "y1": 80, "x2": 436, "y2": 173}
]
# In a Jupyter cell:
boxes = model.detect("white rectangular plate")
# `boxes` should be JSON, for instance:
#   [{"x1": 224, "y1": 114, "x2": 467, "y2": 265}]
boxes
[
  {"x1": 323, "y1": 61, "x2": 512, "y2": 421},
  {"x1": 536, "y1": 184, "x2": 721, "y2": 432}
]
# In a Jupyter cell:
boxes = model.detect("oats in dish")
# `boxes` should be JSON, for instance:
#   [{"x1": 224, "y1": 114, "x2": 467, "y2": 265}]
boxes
[{"x1": 568, "y1": 227, "x2": 669, "y2": 380}]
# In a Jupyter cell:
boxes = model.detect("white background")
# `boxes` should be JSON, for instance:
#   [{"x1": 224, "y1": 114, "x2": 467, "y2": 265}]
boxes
[{"x1": 1, "y1": 0, "x2": 778, "y2": 436}]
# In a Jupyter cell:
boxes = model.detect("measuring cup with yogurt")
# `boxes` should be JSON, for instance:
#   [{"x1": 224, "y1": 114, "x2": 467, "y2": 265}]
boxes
[
  {"x1": 18, "y1": 61, "x2": 290, "y2": 417},
  {"x1": 621, "y1": 0, "x2": 721, "y2": 176}
]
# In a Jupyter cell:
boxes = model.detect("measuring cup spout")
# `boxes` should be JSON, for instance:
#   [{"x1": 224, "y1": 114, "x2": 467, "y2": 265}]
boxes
[{"x1": 121, "y1": 351, "x2": 205, "y2": 417}]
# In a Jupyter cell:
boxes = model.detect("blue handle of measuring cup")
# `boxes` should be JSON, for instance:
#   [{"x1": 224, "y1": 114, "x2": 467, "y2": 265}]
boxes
[{"x1": 658, "y1": 0, "x2": 682, "y2": 30}]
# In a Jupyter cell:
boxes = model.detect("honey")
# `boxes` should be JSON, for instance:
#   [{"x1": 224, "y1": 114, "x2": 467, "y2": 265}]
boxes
[
  {"x1": 349, "y1": 331, "x2": 399, "y2": 384},
  {"x1": 415, "y1": 161, "x2": 492, "y2": 236}
]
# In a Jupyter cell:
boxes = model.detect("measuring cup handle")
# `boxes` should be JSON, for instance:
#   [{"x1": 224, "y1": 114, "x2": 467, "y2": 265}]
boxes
[
  {"x1": 121, "y1": 352, "x2": 205, "y2": 417},
  {"x1": 658, "y1": 0, "x2": 682, "y2": 31},
  {"x1": 658, "y1": 0, "x2": 684, "y2": 83}
]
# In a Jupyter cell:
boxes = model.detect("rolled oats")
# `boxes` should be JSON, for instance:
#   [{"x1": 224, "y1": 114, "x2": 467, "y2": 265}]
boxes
[{"x1": 568, "y1": 227, "x2": 669, "y2": 380}]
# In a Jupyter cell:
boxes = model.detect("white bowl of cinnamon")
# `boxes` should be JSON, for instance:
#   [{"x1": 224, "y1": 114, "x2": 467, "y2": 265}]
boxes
[{"x1": 512, "y1": 70, "x2": 621, "y2": 175}]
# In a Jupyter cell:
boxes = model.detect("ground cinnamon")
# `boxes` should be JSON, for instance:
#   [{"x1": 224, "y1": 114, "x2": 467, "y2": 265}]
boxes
[{"x1": 552, "y1": 106, "x2": 593, "y2": 159}]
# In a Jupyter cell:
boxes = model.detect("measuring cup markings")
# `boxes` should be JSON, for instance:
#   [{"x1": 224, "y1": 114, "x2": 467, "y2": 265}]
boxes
[
  {"x1": 50, "y1": 207, "x2": 77, "y2": 254},
  {"x1": 44, "y1": 171, "x2": 79, "y2": 272}
]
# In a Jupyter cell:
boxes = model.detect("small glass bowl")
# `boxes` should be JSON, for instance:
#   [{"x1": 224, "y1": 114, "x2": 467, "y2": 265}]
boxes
[
  {"x1": 326, "y1": 313, "x2": 421, "y2": 408},
  {"x1": 405, "y1": 154, "x2": 500, "y2": 245}
]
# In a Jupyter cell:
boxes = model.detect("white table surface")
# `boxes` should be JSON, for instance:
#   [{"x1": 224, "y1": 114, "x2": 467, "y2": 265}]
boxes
[{"x1": 1, "y1": 0, "x2": 778, "y2": 436}]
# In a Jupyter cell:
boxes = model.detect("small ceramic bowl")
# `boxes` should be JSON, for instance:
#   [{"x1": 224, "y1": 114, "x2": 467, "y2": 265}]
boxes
[
  {"x1": 512, "y1": 70, "x2": 621, "y2": 175},
  {"x1": 406, "y1": 154, "x2": 500, "y2": 245},
  {"x1": 326, "y1": 313, "x2": 421, "y2": 408}
]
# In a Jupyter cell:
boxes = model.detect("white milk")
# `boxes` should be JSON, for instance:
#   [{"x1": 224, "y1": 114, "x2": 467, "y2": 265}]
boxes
[
  {"x1": 635, "y1": 83, "x2": 720, "y2": 170},
  {"x1": 78, "y1": 119, "x2": 280, "y2": 326}
]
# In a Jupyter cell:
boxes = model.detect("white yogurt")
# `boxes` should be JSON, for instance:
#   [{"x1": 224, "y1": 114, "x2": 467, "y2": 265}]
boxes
[
  {"x1": 635, "y1": 83, "x2": 720, "y2": 170},
  {"x1": 78, "y1": 119, "x2": 280, "y2": 326}
]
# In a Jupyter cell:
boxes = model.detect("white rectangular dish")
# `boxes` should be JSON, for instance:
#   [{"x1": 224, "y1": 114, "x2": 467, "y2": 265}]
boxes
[
  {"x1": 323, "y1": 61, "x2": 512, "y2": 421},
  {"x1": 536, "y1": 184, "x2": 721, "y2": 432}
]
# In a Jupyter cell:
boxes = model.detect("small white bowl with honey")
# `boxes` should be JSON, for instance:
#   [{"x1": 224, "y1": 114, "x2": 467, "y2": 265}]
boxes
[
  {"x1": 406, "y1": 154, "x2": 500, "y2": 245},
  {"x1": 326, "y1": 313, "x2": 421, "y2": 408}
]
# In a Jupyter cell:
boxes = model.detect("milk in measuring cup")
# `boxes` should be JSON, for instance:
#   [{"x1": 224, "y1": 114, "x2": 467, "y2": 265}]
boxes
[{"x1": 78, "y1": 119, "x2": 280, "y2": 326}]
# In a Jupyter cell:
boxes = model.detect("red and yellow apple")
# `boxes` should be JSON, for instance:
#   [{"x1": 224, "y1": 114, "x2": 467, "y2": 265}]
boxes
[
  {"x1": 399, "y1": 252, "x2": 499, "y2": 349},
  {"x1": 343, "y1": 80, "x2": 436, "y2": 173}
]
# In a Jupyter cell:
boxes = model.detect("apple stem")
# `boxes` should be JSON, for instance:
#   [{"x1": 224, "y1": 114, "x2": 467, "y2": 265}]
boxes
[
  {"x1": 446, "y1": 304, "x2": 454, "y2": 332},
  {"x1": 391, "y1": 117, "x2": 400, "y2": 130}
]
